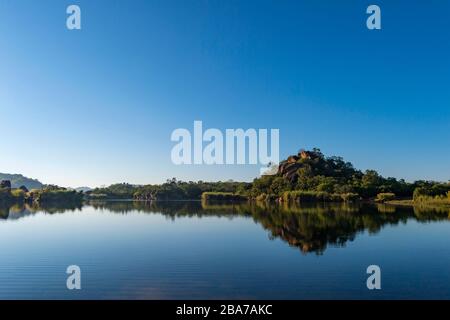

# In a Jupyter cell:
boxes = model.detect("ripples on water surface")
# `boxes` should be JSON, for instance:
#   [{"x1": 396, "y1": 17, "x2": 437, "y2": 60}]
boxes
[{"x1": 1, "y1": 201, "x2": 450, "y2": 299}]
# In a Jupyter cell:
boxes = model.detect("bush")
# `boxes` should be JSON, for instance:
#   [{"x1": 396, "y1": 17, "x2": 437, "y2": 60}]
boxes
[
  {"x1": 11, "y1": 189, "x2": 26, "y2": 201},
  {"x1": 87, "y1": 193, "x2": 108, "y2": 200},
  {"x1": 413, "y1": 194, "x2": 450, "y2": 205},
  {"x1": 31, "y1": 189, "x2": 83, "y2": 204},
  {"x1": 0, "y1": 188, "x2": 12, "y2": 203},
  {"x1": 201, "y1": 192, "x2": 248, "y2": 202},
  {"x1": 255, "y1": 193, "x2": 278, "y2": 202},
  {"x1": 282, "y1": 191, "x2": 305, "y2": 202},
  {"x1": 375, "y1": 193, "x2": 396, "y2": 203},
  {"x1": 256, "y1": 193, "x2": 268, "y2": 201},
  {"x1": 282, "y1": 191, "x2": 337, "y2": 202},
  {"x1": 340, "y1": 193, "x2": 360, "y2": 202},
  {"x1": 413, "y1": 187, "x2": 428, "y2": 200},
  {"x1": 413, "y1": 184, "x2": 450, "y2": 200}
]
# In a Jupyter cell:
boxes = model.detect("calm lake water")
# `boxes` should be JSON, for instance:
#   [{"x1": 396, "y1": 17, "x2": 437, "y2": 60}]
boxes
[{"x1": 1, "y1": 201, "x2": 450, "y2": 299}]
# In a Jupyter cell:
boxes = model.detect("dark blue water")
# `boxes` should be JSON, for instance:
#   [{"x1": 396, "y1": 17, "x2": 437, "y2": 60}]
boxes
[{"x1": 1, "y1": 201, "x2": 449, "y2": 299}]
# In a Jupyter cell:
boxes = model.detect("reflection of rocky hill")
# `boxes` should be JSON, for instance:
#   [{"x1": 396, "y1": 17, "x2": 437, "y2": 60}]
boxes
[
  {"x1": 249, "y1": 203, "x2": 398, "y2": 254},
  {"x1": 254, "y1": 203, "x2": 449, "y2": 254},
  {"x1": 83, "y1": 201, "x2": 450, "y2": 254},
  {"x1": 1, "y1": 201, "x2": 449, "y2": 255}
]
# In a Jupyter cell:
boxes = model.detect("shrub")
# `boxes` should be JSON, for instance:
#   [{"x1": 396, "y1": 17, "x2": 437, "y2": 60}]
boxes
[
  {"x1": 11, "y1": 189, "x2": 25, "y2": 201},
  {"x1": 281, "y1": 191, "x2": 292, "y2": 202},
  {"x1": 340, "y1": 193, "x2": 360, "y2": 202},
  {"x1": 256, "y1": 193, "x2": 268, "y2": 201},
  {"x1": 315, "y1": 191, "x2": 329, "y2": 201},
  {"x1": 201, "y1": 192, "x2": 247, "y2": 202},
  {"x1": 329, "y1": 193, "x2": 343, "y2": 202},
  {"x1": 413, "y1": 194, "x2": 450, "y2": 205},
  {"x1": 281, "y1": 191, "x2": 341, "y2": 202},
  {"x1": 87, "y1": 193, "x2": 108, "y2": 200},
  {"x1": 31, "y1": 189, "x2": 83, "y2": 204},
  {"x1": 255, "y1": 193, "x2": 278, "y2": 202},
  {"x1": 375, "y1": 193, "x2": 396, "y2": 203},
  {"x1": 0, "y1": 188, "x2": 12, "y2": 203},
  {"x1": 413, "y1": 187, "x2": 428, "y2": 200}
]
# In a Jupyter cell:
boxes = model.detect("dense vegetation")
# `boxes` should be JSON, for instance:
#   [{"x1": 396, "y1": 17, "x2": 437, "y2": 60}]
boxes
[
  {"x1": 86, "y1": 183, "x2": 138, "y2": 199},
  {"x1": 87, "y1": 179, "x2": 251, "y2": 201},
  {"x1": 3, "y1": 148, "x2": 449, "y2": 205},
  {"x1": 413, "y1": 189, "x2": 450, "y2": 206},
  {"x1": 85, "y1": 149, "x2": 450, "y2": 203},
  {"x1": 245, "y1": 149, "x2": 450, "y2": 203},
  {"x1": 201, "y1": 192, "x2": 247, "y2": 202},
  {"x1": 28, "y1": 186, "x2": 83, "y2": 204},
  {"x1": 0, "y1": 183, "x2": 83, "y2": 205},
  {"x1": 280, "y1": 190, "x2": 360, "y2": 203},
  {"x1": 375, "y1": 193, "x2": 397, "y2": 203}
]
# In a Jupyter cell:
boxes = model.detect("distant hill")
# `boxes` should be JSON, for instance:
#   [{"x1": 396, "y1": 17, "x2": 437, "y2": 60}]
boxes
[
  {"x1": 0, "y1": 173, "x2": 44, "y2": 190},
  {"x1": 74, "y1": 187, "x2": 92, "y2": 193}
]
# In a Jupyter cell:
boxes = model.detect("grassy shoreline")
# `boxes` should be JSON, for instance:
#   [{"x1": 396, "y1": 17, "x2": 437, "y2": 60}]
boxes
[
  {"x1": 386, "y1": 199, "x2": 450, "y2": 207},
  {"x1": 385, "y1": 199, "x2": 415, "y2": 206}
]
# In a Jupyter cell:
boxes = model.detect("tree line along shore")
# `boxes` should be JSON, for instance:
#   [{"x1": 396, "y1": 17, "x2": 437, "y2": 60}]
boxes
[
  {"x1": 2, "y1": 149, "x2": 449, "y2": 207},
  {"x1": 86, "y1": 149, "x2": 450, "y2": 205},
  {"x1": 0, "y1": 180, "x2": 83, "y2": 205}
]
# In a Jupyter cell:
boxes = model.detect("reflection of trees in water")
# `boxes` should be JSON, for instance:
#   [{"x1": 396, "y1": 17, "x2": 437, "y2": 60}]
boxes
[
  {"x1": 413, "y1": 205, "x2": 450, "y2": 220},
  {"x1": 1, "y1": 200, "x2": 449, "y2": 255},
  {"x1": 0, "y1": 206, "x2": 8, "y2": 219},
  {"x1": 253, "y1": 203, "x2": 449, "y2": 254},
  {"x1": 0, "y1": 203, "x2": 82, "y2": 220},
  {"x1": 249, "y1": 203, "x2": 402, "y2": 254},
  {"x1": 88, "y1": 200, "x2": 252, "y2": 220},
  {"x1": 85, "y1": 201, "x2": 450, "y2": 254}
]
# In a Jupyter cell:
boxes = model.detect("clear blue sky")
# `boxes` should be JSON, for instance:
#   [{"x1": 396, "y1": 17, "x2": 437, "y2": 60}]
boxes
[{"x1": 1, "y1": 0, "x2": 449, "y2": 188}]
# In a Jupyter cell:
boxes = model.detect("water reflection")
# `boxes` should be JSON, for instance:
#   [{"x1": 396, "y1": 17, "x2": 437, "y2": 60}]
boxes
[
  {"x1": 0, "y1": 202, "x2": 82, "y2": 220},
  {"x1": 1, "y1": 201, "x2": 449, "y2": 254}
]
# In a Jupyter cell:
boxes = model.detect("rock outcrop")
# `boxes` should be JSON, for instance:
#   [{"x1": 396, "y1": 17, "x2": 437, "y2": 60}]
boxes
[
  {"x1": 277, "y1": 149, "x2": 322, "y2": 183},
  {"x1": 278, "y1": 162, "x2": 302, "y2": 182}
]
